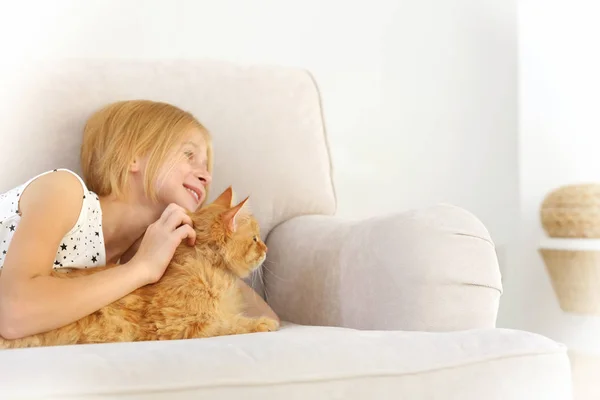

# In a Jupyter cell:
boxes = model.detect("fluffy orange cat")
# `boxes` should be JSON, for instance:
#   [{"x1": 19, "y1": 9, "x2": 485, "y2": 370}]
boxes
[{"x1": 0, "y1": 187, "x2": 279, "y2": 349}]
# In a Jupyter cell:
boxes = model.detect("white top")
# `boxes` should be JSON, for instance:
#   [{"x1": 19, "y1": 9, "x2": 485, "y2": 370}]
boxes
[{"x1": 0, "y1": 169, "x2": 106, "y2": 270}]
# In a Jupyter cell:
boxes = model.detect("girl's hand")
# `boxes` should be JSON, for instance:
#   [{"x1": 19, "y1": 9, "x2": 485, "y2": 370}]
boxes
[{"x1": 130, "y1": 203, "x2": 196, "y2": 285}]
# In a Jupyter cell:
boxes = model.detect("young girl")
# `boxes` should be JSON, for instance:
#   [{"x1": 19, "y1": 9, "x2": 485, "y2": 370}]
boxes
[{"x1": 0, "y1": 100, "x2": 278, "y2": 340}]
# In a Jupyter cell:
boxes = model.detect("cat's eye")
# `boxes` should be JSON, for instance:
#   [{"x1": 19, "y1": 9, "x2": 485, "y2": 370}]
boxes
[{"x1": 253, "y1": 236, "x2": 257, "y2": 242}]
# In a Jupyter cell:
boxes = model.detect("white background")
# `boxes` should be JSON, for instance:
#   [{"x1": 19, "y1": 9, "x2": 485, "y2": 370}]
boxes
[
  {"x1": 0, "y1": 0, "x2": 518, "y2": 249},
  {"x1": 497, "y1": 0, "x2": 600, "y2": 353}
]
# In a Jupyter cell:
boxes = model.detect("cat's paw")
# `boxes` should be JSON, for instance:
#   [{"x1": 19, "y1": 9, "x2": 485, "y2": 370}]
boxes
[{"x1": 253, "y1": 317, "x2": 280, "y2": 333}]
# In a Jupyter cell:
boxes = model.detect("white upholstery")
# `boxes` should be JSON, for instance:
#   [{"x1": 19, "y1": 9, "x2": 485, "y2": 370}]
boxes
[
  {"x1": 0, "y1": 323, "x2": 571, "y2": 399},
  {"x1": 0, "y1": 59, "x2": 572, "y2": 398},
  {"x1": 266, "y1": 204, "x2": 503, "y2": 331},
  {"x1": 0, "y1": 59, "x2": 336, "y2": 237}
]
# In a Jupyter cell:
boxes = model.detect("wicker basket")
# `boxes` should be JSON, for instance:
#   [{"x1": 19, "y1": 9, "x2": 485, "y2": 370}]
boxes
[
  {"x1": 541, "y1": 184, "x2": 600, "y2": 238},
  {"x1": 539, "y1": 183, "x2": 600, "y2": 314},
  {"x1": 539, "y1": 247, "x2": 600, "y2": 315}
]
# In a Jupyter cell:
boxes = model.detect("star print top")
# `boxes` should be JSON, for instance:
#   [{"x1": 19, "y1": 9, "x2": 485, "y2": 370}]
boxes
[{"x1": 0, "y1": 168, "x2": 106, "y2": 270}]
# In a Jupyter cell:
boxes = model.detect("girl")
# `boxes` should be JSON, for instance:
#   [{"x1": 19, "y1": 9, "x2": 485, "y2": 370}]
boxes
[{"x1": 0, "y1": 100, "x2": 278, "y2": 340}]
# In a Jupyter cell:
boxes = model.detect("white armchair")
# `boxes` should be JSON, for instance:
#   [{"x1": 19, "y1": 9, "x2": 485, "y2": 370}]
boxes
[{"x1": 0, "y1": 59, "x2": 572, "y2": 399}]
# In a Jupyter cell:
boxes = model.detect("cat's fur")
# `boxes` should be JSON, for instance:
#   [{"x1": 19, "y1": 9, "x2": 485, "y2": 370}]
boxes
[{"x1": 0, "y1": 187, "x2": 279, "y2": 349}]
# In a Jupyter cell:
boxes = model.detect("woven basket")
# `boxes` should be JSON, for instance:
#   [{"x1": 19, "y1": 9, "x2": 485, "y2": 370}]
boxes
[
  {"x1": 539, "y1": 248, "x2": 600, "y2": 315},
  {"x1": 539, "y1": 183, "x2": 600, "y2": 314},
  {"x1": 541, "y1": 184, "x2": 600, "y2": 238}
]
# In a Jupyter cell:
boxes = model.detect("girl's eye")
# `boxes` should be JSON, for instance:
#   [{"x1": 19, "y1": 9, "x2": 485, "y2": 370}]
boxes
[{"x1": 184, "y1": 151, "x2": 194, "y2": 160}]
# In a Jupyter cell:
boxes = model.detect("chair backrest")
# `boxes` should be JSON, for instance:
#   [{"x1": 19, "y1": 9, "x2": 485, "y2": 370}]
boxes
[
  {"x1": 1, "y1": 59, "x2": 337, "y2": 297},
  {"x1": 0, "y1": 59, "x2": 336, "y2": 235}
]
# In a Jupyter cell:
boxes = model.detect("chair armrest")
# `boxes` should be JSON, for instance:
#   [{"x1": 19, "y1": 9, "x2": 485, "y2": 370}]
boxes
[{"x1": 264, "y1": 204, "x2": 502, "y2": 332}]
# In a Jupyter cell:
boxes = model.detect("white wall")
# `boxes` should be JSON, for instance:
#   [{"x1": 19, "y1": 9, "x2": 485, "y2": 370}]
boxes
[
  {"x1": 0, "y1": 1, "x2": 518, "y2": 250},
  {"x1": 497, "y1": 0, "x2": 600, "y2": 353}
]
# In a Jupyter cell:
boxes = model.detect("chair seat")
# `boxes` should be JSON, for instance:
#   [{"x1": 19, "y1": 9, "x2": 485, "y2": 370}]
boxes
[{"x1": 0, "y1": 323, "x2": 571, "y2": 399}]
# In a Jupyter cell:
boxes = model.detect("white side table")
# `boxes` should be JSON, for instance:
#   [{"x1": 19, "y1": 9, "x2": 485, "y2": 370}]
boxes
[{"x1": 539, "y1": 237, "x2": 600, "y2": 400}]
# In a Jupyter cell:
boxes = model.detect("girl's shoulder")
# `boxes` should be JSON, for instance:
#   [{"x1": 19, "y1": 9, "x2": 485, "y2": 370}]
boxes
[
  {"x1": 0, "y1": 168, "x2": 95, "y2": 224},
  {"x1": 0, "y1": 169, "x2": 105, "y2": 270},
  {"x1": 2, "y1": 168, "x2": 90, "y2": 195}
]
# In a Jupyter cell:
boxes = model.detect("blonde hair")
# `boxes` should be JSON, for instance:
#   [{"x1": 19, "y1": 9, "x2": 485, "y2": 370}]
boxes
[{"x1": 80, "y1": 100, "x2": 213, "y2": 203}]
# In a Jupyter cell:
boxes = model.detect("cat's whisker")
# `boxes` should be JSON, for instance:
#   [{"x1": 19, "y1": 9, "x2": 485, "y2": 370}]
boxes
[
  {"x1": 251, "y1": 268, "x2": 258, "y2": 290},
  {"x1": 260, "y1": 269, "x2": 272, "y2": 303},
  {"x1": 261, "y1": 264, "x2": 288, "y2": 282},
  {"x1": 257, "y1": 265, "x2": 264, "y2": 288},
  {"x1": 258, "y1": 266, "x2": 272, "y2": 302}
]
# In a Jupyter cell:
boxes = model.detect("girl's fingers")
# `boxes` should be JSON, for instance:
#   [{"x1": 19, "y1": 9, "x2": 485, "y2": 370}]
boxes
[{"x1": 175, "y1": 224, "x2": 196, "y2": 246}]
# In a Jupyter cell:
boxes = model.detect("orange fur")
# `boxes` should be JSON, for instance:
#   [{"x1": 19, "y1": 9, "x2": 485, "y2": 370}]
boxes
[{"x1": 0, "y1": 187, "x2": 278, "y2": 349}]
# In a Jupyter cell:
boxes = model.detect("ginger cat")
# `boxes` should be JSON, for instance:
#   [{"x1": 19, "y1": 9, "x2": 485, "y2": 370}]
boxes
[{"x1": 0, "y1": 187, "x2": 279, "y2": 349}]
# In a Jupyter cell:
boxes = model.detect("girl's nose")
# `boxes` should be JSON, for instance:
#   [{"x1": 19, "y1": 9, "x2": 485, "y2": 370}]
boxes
[{"x1": 197, "y1": 168, "x2": 212, "y2": 186}]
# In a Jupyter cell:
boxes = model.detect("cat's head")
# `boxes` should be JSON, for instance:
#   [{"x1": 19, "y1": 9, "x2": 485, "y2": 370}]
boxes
[{"x1": 190, "y1": 186, "x2": 267, "y2": 278}]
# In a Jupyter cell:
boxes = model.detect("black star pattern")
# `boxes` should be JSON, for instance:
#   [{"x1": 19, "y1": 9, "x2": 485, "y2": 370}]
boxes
[{"x1": 0, "y1": 170, "x2": 106, "y2": 271}]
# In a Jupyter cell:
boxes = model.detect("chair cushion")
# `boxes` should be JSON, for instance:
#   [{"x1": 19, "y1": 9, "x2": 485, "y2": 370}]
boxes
[
  {"x1": 0, "y1": 59, "x2": 336, "y2": 238},
  {"x1": 0, "y1": 323, "x2": 571, "y2": 399},
  {"x1": 0, "y1": 59, "x2": 337, "y2": 299}
]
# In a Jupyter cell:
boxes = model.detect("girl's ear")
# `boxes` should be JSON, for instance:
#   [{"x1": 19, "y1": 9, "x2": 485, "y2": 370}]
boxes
[{"x1": 130, "y1": 157, "x2": 141, "y2": 173}]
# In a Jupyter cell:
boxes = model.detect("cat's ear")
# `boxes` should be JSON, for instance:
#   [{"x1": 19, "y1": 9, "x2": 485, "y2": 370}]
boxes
[
  {"x1": 212, "y1": 186, "x2": 234, "y2": 207},
  {"x1": 222, "y1": 196, "x2": 249, "y2": 232}
]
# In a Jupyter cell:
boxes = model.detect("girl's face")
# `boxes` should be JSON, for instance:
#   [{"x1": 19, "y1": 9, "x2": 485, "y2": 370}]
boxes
[{"x1": 153, "y1": 128, "x2": 212, "y2": 212}]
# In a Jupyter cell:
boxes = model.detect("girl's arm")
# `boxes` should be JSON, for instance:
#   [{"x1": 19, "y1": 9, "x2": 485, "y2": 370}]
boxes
[
  {"x1": 0, "y1": 262, "x2": 148, "y2": 339},
  {"x1": 237, "y1": 278, "x2": 280, "y2": 323},
  {"x1": 0, "y1": 171, "x2": 199, "y2": 340},
  {"x1": 0, "y1": 171, "x2": 149, "y2": 339}
]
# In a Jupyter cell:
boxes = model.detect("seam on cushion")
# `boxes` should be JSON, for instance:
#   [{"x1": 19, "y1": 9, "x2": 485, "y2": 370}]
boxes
[
  {"x1": 303, "y1": 68, "x2": 338, "y2": 216},
  {"x1": 50, "y1": 349, "x2": 568, "y2": 397},
  {"x1": 452, "y1": 232, "x2": 495, "y2": 247},
  {"x1": 461, "y1": 281, "x2": 503, "y2": 294}
]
